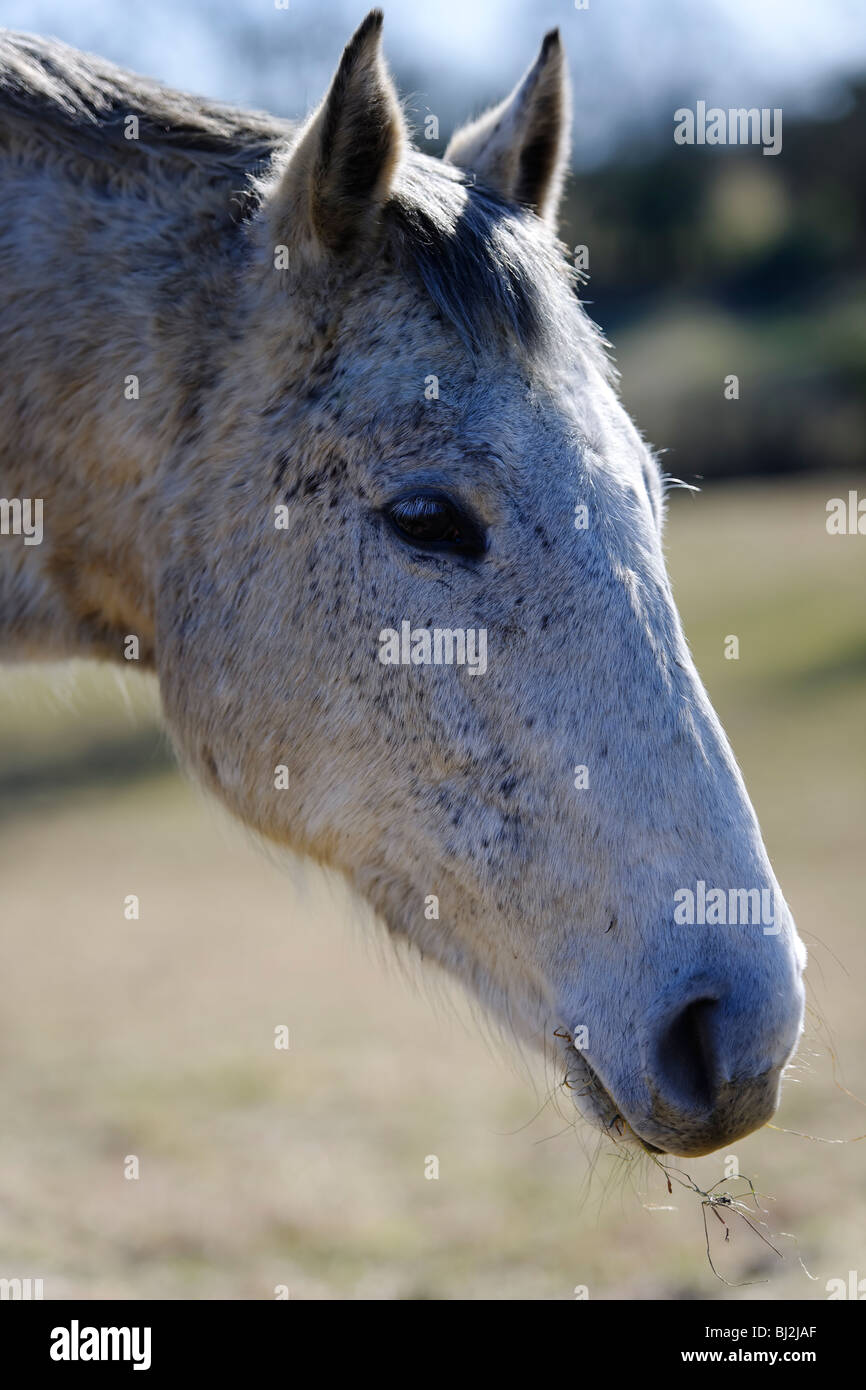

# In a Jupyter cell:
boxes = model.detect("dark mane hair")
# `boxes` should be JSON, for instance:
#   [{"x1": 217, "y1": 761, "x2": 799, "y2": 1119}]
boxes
[
  {"x1": 0, "y1": 29, "x2": 286, "y2": 171},
  {"x1": 387, "y1": 156, "x2": 586, "y2": 358}
]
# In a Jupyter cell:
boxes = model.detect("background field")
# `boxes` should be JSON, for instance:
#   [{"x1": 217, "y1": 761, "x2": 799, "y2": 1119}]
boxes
[
  {"x1": 0, "y1": 478, "x2": 863, "y2": 1300},
  {"x1": 1, "y1": 0, "x2": 864, "y2": 1303}
]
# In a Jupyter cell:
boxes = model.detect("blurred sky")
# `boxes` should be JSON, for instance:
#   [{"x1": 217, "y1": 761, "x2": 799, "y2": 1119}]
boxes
[{"x1": 4, "y1": 0, "x2": 866, "y2": 166}]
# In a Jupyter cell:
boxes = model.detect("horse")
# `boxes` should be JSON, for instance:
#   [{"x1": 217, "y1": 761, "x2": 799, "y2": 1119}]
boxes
[{"x1": 0, "y1": 10, "x2": 805, "y2": 1158}]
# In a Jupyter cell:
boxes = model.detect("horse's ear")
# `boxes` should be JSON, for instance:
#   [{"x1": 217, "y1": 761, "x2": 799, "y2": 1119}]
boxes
[
  {"x1": 444, "y1": 29, "x2": 570, "y2": 226},
  {"x1": 269, "y1": 9, "x2": 405, "y2": 257}
]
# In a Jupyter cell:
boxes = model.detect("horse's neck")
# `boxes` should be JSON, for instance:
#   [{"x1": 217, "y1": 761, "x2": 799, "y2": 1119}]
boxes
[{"x1": 0, "y1": 131, "x2": 242, "y2": 666}]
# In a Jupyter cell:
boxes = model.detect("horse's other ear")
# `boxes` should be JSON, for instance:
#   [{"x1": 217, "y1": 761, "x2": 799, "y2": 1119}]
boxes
[
  {"x1": 444, "y1": 29, "x2": 570, "y2": 226},
  {"x1": 269, "y1": 9, "x2": 405, "y2": 257}
]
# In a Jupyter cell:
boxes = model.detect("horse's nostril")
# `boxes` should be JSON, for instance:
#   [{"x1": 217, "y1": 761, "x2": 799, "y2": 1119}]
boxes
[
  {"x1": 623, "y1": 978, "x2": 803, "y2": 1155},
  {"x1": 654, "y1": 997, "x2": 719, "y2": 1112}
]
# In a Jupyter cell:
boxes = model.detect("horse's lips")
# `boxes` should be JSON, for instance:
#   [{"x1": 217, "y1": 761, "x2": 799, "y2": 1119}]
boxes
[
  {"x1": 562, "y1": 1043, "x2": 666, "y2": 1152},
  {"x1": 562, "y1": 1043, "x2": 640, "y2": 1144}
]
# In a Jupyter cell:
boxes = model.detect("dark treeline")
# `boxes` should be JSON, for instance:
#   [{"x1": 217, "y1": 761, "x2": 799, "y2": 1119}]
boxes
[{"x1": 561, "y1": 86, "x2": 866, "y2": 479}]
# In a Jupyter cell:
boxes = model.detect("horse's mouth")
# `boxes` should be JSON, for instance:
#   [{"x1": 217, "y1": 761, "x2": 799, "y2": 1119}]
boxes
[
  {"x1": 561, "y1": 1041, "x2": 664, "y2": 1153},
  {"x1": 562, "y1": 1042, "x2": 629, "y2": 1139}
]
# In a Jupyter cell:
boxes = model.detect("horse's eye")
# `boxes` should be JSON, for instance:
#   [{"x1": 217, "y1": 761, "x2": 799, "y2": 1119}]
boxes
[{"x1": 385, "y1": 492, "x2": 486, "y2": 557}]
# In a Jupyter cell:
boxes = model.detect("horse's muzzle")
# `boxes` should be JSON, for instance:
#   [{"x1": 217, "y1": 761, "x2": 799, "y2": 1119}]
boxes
[{"x1": 621, "y1": 984, "x2": 805, "y2": 1157}]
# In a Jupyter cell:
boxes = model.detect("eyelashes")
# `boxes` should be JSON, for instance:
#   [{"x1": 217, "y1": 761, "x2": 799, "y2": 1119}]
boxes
[{"x1": 384, "y1": 491, "x2": 487, "y2": 558}]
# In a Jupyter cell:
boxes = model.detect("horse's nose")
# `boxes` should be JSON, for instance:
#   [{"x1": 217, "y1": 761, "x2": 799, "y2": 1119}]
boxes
[{"x1": 633, "y1": 985, "x2": 803, "y2": 1157}]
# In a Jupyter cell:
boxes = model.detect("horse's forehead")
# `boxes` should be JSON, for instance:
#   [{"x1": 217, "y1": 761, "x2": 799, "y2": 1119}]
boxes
[
  {"x1": 341, "y1": 357, "x2": 648, "y2": 509},
  {"x1": 323, "y1": 258, "x2": 647, "y2": 495}
]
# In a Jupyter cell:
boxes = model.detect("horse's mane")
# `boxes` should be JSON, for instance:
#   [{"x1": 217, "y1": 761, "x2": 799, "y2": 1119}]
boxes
[
  {"x1": 0, "y1": 28, "x2": 611, "y2": 371},
  {"x1": 0, "y1": 29, "x2": 285, "y2": 172},
  {"x1": 388, "y1": 157, "x2": 600, "y2": 361}
]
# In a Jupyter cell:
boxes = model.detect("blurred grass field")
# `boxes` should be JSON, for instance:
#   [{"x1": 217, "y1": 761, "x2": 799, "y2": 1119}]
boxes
[{"x1": 0, "y1": 476, "x2": 863, "y2": 1300}]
